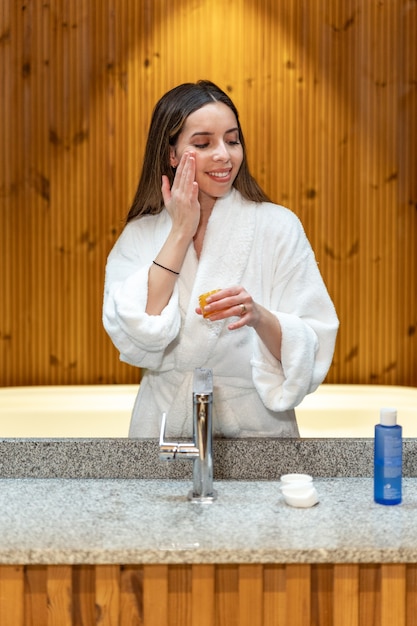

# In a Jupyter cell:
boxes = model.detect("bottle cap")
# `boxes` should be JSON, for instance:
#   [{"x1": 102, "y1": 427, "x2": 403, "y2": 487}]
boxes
[{"x1": 380, "y1": 407, "x2": 397, "y2": 426}]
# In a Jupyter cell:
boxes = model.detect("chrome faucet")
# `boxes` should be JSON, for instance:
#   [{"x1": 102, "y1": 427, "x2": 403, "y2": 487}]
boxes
[{"x1": 159, "y1": 368, "x2": 217, "y2": 503}]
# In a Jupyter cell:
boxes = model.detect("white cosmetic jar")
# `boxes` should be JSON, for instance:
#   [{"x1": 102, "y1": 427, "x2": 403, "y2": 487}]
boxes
[
  {"x1": 281, "y1": 484, "x2": 319, "y2": 508},
  {"x1": 280, "y1": 473, "x2": 313, "y2": 485},
  {"x1": 280, "y1": 474, "x2": 318, "y2": 508}
]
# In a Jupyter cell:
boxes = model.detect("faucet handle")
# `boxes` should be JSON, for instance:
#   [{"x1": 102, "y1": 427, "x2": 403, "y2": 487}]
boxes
[
  {"x1": 159, "y1": 412, "x2": 198, "y2": 461},
  {"x1": 159, "y1": 412, "x2": 176, "y2": 460}
]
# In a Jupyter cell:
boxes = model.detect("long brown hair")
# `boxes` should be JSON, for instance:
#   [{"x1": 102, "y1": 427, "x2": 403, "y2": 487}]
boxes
[{"x1": 126, "y1": 80, "x2": 270, "y2": 223}]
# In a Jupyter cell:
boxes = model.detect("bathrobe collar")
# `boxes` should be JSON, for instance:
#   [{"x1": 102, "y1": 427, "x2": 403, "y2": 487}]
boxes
[{"x1": 176, "y1": 188, "x2": 256, "y2": 370}]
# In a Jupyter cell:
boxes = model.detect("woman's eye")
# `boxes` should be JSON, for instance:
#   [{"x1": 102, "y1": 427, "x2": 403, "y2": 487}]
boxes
[
  {"x1": 193, "y1": 143, "x2": 209, "y2": 149},
  {"x1": 228, "y1": 140, "x2": 240, "y2": 146}
]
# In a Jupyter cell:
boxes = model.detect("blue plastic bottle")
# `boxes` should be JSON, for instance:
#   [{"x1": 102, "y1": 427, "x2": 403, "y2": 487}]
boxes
[{"x1": 374, "y1": 407, "x2": 402, "y2": 505}]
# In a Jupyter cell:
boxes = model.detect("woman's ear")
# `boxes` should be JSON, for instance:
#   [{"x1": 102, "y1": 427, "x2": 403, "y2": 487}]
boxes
[{"x1": 169, "y1": 147, "x2": 179, "y2": 168}]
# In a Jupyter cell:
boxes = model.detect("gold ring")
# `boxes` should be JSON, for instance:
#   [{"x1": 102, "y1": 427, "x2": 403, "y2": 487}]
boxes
[{"x1": 240, "y1": 304, "x2": 247, "y2": 316}]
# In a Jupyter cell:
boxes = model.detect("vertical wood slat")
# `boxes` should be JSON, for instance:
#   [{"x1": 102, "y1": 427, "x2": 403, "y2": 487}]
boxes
[
  {"x1": 168, "y1": 564, "x2": 192, "y2": 626},
  {"x1": 215, "y1": 564, "x2": 239, "y2": 626},
  {"x1": 95, "y1": 564, "x2": 120, "y2": 626},
  {"x1": 311, "y1": 564, "x2": 333, "y2": 626},
  {"x1": 0, "y1": 565, "x2": 24, "y2": 626},
  {"x1": 46, "y1": 565, "x2": 73, "y2": 626},
  {"x1": 333, "y1": 564, "x2": 359, "y2": 626},
  {"x1": 239, "y1": 564, "x2": 264, "y2": 626},
  {"x1": 263, "y1": 564, "x2": 286, "y2": 626},
  {"x1": 120, "y1": 565, "x2": 143, "y2": 626},
  {"x1": 359, "y1": 564, "x2": 381, "y2": 626},
  {"x1": 73, "y1": 565, "x2": 95, "y2": 626},
  {"x1": 286, "y1": 564, "x2": 312, "y2": 626},
  {"x1": 24, "y1": 566, "x2": 48, "y2": 626},
  {"x1": 143, "y1": 564, "x2": 168, "y2": 626},
  {"x1": 381, "y1": 564, "x2": 406, "y2": 626},
  {"x1": 0, "y1": 0, "x2": 416, "y2": 388},
  {"x1": 192, "y1": 564, "x2": 215, "y2": 626},
  {"x1": 406, "y1": 564, "x2": 417, "y2": 626}
]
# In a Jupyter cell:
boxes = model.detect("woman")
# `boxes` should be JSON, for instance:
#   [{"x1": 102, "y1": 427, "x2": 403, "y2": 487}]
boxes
[{"x1": 103, "y1": 80, "x2": 339, "y2": 438}]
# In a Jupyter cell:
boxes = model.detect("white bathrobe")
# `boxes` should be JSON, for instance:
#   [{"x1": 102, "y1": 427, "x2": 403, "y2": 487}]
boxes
[{"x1": 103, "y1": 189, "x2": 339, "y2": 438}]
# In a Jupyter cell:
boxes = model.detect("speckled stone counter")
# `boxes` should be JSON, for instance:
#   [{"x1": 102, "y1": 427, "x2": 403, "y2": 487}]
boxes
[
  {"x1": 1, "y1": 477, "x2": 417, "y2": 565},
  {"x1": 1, "y1": 438, "x2": 417, "y2": 566},
  {"x1": 1, "y1": 437, "x2": 417, "y2": 478}
]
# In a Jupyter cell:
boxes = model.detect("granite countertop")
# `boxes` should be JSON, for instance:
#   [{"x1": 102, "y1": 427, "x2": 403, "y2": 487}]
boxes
[
  {"x1": 1, "y1": 476, "x2": 417, "y2": 565},
  {"x1": 1, "y1": 437, "x2": 417, "y2": 479},
  {"x1": 1, "y1": 437, "x2": 417, "y2": 565}
]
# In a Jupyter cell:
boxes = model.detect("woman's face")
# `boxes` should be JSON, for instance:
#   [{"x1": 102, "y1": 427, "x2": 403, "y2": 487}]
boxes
[{"x1": 170, "y1": 101, "x2": 244, "y2": 208}]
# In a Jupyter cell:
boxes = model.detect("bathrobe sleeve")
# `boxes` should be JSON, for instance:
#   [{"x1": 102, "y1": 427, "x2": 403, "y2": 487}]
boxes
[
  {"x1": 102, "y1": 218, "x2": 181, "y2": 369},
  {"x1": 250, "y1": 208, "x2": 339, "y2": 411}
]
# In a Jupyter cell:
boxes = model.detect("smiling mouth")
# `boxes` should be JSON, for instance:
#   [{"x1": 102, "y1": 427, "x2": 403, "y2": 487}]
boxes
[{"x1": 207, "y1": 170, "x2": 232, "y2": 180}]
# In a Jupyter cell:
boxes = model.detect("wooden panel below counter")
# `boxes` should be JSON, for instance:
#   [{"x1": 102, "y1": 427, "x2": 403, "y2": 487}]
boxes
[{"x1": 0, "y1": 563, "x2": 415, "y2": 626}]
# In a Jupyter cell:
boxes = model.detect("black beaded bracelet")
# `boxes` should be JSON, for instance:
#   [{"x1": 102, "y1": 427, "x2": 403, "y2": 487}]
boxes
[{"x1": 152, "y1": 260, "x2": 180, "y2": 275}]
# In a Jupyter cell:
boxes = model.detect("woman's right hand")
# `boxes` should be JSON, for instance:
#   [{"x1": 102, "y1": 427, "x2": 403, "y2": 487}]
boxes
[
  {"x1": 147, "y1": 152, "x2": 200, "y2": 315},
  {"x1": 161, "y1": 151, "x2": 200, "y2": 240}
]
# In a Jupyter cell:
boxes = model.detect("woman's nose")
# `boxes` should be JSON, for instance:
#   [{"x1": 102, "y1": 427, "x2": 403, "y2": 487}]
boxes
[{"x1": 213, "y1": 142, "x2": 230, "y2": 161}]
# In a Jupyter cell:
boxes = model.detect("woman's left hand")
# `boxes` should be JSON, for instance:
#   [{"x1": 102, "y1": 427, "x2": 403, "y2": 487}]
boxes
[
  {"x1": 196, "y1": 286, "x2": 283, "y2": 361},
  {"x1": 196, "y1": 286, "x2": 260, "y2": 330}
]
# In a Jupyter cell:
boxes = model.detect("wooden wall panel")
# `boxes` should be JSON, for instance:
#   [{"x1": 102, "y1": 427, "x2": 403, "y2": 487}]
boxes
[
  {"x1": 0, "y1": 0, "x2": 416, "y2": 387},
  {"x1": 0, "y1": 563, "x2": 414, "y2": 625}
]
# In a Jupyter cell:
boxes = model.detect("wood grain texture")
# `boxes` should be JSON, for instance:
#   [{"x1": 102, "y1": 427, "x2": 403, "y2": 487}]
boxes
[
  {"x1": 0, "y1": 565, "x2": 24, "y2": 626},
  {"x1": 381, "y1": 564, "x2": 406, "y2": 626},
  {"x1": 0, "y1": 564, "x2": 414, "y2": 624},
  {"x1": 143, "y1": 564, "x2": 167, "y2": 626},
  {"x1": 0, "y1": 0, "x2": 416, "y2": 387},
  {"x1": 95, "y1": 565, "x2": 121, "y2": 626},
  {"x1": 263, "y1": 564, "x2": 286, "y2": 626},
  {"x1": 286, "y1": 564, "x2": 311, "y2": 626},
  {"x1": 239, "y1": 564, "x2": 264, "y2": 626},
  {"x1": 192, "y1": 564, "x2": 215, "y2": 626},
  {"x1": 215, "y1": 564, "x2": 239, "y2": 626},
  {"x1": 333, "y1": 564, "x2": 359, "y2": 626},
  {"x1": 46, "y1": 565, "x2": 73, "y2": 626}
]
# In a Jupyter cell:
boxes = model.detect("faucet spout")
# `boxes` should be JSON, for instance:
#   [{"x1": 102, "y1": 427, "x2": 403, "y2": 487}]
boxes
[
  {"x1": 191, "y1": 390, "x2": 215, "y2": 501},
  {"x1": 159, "y1": 368, "x2": 217, "y2": 503}
]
